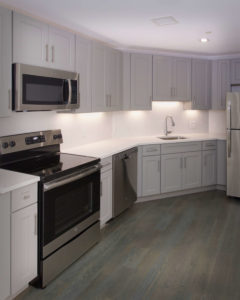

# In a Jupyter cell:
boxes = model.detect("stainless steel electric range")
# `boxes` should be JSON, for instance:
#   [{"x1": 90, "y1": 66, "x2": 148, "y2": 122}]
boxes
[{"x1": 0, "y1": 129, "x2": 101, "y2": 288}]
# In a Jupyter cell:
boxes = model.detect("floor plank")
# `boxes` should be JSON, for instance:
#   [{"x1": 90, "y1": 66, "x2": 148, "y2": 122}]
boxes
[{"x1": 16, "y1": 191, "x2": 240, "y2": 300}]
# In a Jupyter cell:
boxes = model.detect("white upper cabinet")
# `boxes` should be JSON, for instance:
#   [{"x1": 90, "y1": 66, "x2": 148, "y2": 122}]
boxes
[
  {"x1": 105, "y1": 47, "x2": 122, "y2": 111},
  {"x1": 13, "y1": 12, "x2": 75, "y2": 71},
  {"x1": 75, "y1": 36, "x2": 92, "y2": 113},
  {"x1": 153, "y1": 55, "x2": 172, "y2": 100},
  {"x1": 91, "y1": 41, "x2": 107, "y2": 112},
  {"x1": 184, "y1": 59, "x2": 211, "y2": 110},
  {"x1": 130, "y1": 53, "x2": 152, "y2": 110},
  {"x1": 13, "y1": 13, "x2": 48, "y2": 67},
  {"x1": 0, "y1": 6, "x2": 12, "y2": 117},
  {"x1": 172, "y1": 57, "x2": 191, "y2": 101},
  {"x1": 48, "y1": 26, "x2": 75, "y2": 71},
  {"x1": 211, "y1": 60, "x2": 230, "y2": 110},
  {"x1": 153, "y1": 55, "x2": 191, "y2": 101},
  {"x1": 231, "y1": 59, "x2": 240, "y2": 84}
]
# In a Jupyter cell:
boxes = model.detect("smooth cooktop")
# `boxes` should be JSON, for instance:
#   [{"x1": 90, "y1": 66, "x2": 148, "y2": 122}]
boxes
[{"x1": 1, "y1": 152, "x2": 100, "y2": 182}]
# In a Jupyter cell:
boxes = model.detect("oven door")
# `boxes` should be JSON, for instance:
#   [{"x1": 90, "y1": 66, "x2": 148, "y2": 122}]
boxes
[
  {"x1": 13, "y1": 63, "x2": 79, "y2": 111},
  {"x1": 41, "y1": 165, "x2": 100, "y2": 258}
]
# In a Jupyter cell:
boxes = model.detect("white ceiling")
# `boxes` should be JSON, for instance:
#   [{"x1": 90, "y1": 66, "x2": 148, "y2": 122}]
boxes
[{"x1": 1, "y1": 0, "x2": 240, "y2": 55}]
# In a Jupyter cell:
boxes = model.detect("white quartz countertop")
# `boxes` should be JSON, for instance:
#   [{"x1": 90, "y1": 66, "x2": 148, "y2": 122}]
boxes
[
  {"x1": 63, "y1": 133, "x2": 226, "y2": 159},
  {"x1": 0, "y1": 169, "x2": 40, "y2": 195}
]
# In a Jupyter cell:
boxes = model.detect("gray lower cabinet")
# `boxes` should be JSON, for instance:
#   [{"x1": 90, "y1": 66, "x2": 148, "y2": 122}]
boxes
[
  {"x1": 202, "y1": 150, "x2": 217, "y2": 186},
  {"x1": 142, "y1": 155, "x2": 161, "y2": 196},
  {"x1": 161, "y1": 153, "x2": 182, "y2": 193},
  {"x1": 217, "y1": 140, "x2": 227, "y2": 186},
  {"x1": 161, "y1": 151, "x2": 202, "y2": 193}
]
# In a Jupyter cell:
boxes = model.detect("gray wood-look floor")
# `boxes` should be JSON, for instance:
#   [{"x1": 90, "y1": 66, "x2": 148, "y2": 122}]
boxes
[{"x1": 17, "y1": 190, "x2": 240, "y2": 300}]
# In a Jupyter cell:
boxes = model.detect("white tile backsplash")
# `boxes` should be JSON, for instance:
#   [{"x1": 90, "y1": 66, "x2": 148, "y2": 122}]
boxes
[{"x1": 0, "y1": 102, "x2": 224, "y2": 149}]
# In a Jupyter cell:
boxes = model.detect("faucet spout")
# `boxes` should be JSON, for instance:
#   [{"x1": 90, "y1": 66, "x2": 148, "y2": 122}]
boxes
[{"x1": 165, "y1": 115, "x2": 175, "y2": 136}]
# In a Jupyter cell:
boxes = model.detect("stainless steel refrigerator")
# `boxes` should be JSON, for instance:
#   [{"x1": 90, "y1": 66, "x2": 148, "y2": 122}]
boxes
[{"x1": 227, "y1": 92, "x2": 240, "y2": 197}]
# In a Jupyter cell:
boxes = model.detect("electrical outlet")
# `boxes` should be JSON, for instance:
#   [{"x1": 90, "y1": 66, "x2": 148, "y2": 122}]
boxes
[{"x1": 189, "y1": 120, "x2": 196, "y2": 129}]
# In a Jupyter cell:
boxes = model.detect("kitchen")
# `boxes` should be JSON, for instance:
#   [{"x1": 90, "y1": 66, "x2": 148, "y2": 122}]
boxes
[{"x1": 0, "y1": 0, "x2": 239, "y2": 299}]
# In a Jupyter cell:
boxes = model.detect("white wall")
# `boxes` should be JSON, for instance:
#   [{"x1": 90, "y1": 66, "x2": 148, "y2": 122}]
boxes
[
  {"x1": 208, "y1": 111, "x2": 226, "y2": 134},
  {"x1": 112, "y1": 102, "x2": 209, "y2": 138},
  {"x1": 0, "y1": 102, "x2": 210, "y2": 148}
]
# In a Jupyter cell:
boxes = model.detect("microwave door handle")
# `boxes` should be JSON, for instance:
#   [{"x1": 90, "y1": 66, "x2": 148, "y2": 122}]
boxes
[{"x1": 67, "y1": 79, "x2": 72, "y2": 105}]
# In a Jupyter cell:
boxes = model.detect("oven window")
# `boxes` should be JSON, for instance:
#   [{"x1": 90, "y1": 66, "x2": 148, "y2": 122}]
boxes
[
  {"x1": 22, "y1": 74, "x2": 65, "y2": 105},
  {"x1": 42, "y1": 171, "x2": 100, "y2": 246}
]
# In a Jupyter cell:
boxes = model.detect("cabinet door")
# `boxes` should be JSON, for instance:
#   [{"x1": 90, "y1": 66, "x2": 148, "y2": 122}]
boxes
[
  {"x1": 105, "y1": 47, "x2": 122, "y2": 111},
  {"x1": 0, "y1": 7, "x2": 12, "y2": 117},
  {"x1": 231, "y1": 59, "x2": 240, "y2": 84},
  {"x1": 100, "y1": 170, "x2": 112, "y2": 225},
  {"x1": 161, "y1": 154, "x2": 182, "y2": 193},
  {"x1": 142, "y1": 156, "x2": 161, "y2": 196},
  {"x1": 13, "y1": 12, "x2": 48, "y2": 67},
  {"x1": 131, "y1": 54, "x2": 152, "y2": 110},
  {"x1": 212, "y1": 60, "x2": 230, "y2": 110},
  {"x1": 111, "y1": 50, "x2": 122, "y2": 111},
  {"x1": 191, "y1": 59, "x2": 211, "y2": 110},
  {"x1": 153, "y1": 55, "x2": 172, "y2": 100},
  {"x1": 172, "y1": 57, "x2": 191, "y2": 101},
  {"x1": 11, "y1": 203, "x2": 37, "y2": 295},
  {"x1": 49, "y1": 26, "x2": 75, "y2": 71},
  {"x1": 91, "y1": 41, "x2": 107, "y2": 112},
  {"x1": 202, "y1": 150, "x2": 217, "y2": 186},
  {"x1": 182, "y1": 151, "x2": 202, "y2": 190},
  {"x1": 75, "y1": 36, "x2": 92, "y2": 113},
  {"x1": 0, "y1": 193, "x2": 10, "y2": 300},
  {"x1": 217, "y1": 140, "x2": 226, "y2": 186}
]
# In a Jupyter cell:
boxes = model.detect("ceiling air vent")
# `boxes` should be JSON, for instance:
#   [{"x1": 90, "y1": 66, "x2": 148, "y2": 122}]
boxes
[{"x1": 152, "y1": 16, "x2": 178, "y2": 27}]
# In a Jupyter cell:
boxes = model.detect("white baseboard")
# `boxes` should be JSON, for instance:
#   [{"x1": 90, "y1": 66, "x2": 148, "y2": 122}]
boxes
[{"x1": 137, "y1": 185, "x2": 226, "y2": 203}]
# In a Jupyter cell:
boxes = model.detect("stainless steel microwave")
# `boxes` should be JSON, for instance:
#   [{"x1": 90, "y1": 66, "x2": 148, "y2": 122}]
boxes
[{"x1": 13, "y1": 63, "x2": 79, "y2": 111}]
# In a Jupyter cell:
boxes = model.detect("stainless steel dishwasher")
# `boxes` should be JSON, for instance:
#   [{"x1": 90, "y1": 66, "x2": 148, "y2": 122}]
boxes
[{"x1": 112, "y1": 147, "x2": 138, "y2": 217}]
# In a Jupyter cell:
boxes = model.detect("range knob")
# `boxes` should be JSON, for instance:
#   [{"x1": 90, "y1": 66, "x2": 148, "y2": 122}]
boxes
[
  {"x1": 9, "y1": 141, "x2": 16, "y2": 147},
  {"x1": 2, "y1": 142, "x2": 9, "y2": 149},
  {"x1": 53, "y1": 135, "x2": 58, "y2": 140}
]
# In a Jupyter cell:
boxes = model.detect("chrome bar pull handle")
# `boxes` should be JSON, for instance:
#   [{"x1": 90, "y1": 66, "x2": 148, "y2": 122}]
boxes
[
  {"x1": 227, "y1": 129, "x2": 231, "y2": 158},
  {"x1": 34, "y1": 214, "x2": 37, "y2": 236}
]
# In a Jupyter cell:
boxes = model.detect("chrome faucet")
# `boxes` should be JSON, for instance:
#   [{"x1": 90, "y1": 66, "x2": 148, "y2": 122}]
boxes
[{"x1": 164, "y1": 116, "x2": 175, "y2": 136}]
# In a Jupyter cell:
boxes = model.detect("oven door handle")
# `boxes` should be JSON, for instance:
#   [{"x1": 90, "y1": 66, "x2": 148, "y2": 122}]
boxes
[{"x1": 43, "y1": 164, "x2": 101, "y2": 191}]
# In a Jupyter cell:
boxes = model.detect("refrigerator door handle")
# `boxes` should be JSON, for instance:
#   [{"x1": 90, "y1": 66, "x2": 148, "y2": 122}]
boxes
[
  {"x1": 227, "y1": 99, "x2": 231, "y2": 129},
  {"x1": 227, "y1": 129, "x2": 231, "y2": 158}
]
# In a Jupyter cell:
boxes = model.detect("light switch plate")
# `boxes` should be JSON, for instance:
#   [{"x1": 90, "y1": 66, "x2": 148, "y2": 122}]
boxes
[{"x1": 189, "y1": 120, "x2": 196, "y2": 129}]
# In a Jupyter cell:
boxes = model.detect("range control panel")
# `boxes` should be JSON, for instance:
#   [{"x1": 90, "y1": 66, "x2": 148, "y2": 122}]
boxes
[{"x1": 0, "y1": 130, "x2": 63, "y2": 154}]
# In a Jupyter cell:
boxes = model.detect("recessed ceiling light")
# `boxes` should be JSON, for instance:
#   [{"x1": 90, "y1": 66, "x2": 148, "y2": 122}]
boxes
[
  {"x1": 200, "y1": 38, "x2": 209, "y2": 43},
  {"x1": 152, "y1": 16, "x2": 178, "y2": 27}
]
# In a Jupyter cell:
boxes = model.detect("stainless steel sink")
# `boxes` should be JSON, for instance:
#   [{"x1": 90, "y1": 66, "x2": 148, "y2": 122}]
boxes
[{"x1": 158, "y1": 136, "x2": 187, "y2": 140}]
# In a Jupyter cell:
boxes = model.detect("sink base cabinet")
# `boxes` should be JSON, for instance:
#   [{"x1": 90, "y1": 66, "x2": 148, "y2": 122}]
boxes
[{"x1": 161, "y1": 152, "x2": 202, "y2": 193}]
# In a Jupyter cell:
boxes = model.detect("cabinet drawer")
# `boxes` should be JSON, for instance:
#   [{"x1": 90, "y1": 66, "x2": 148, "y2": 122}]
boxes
[
  {"x1": 142, "y1": 145, "x2": 161, "y2": 156},
  {"x1": 202, "y1": 140, "x2": 217, "y2": 150},
  {"x1": 161, "y1": 142, "x2": 201, "y2": 154},
  {"x1": 11, "y1": 183, "x2": 37, "y2": 213},
  {"x1": 101, "y1": 156, "x2": 112, "y2": 173}
]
